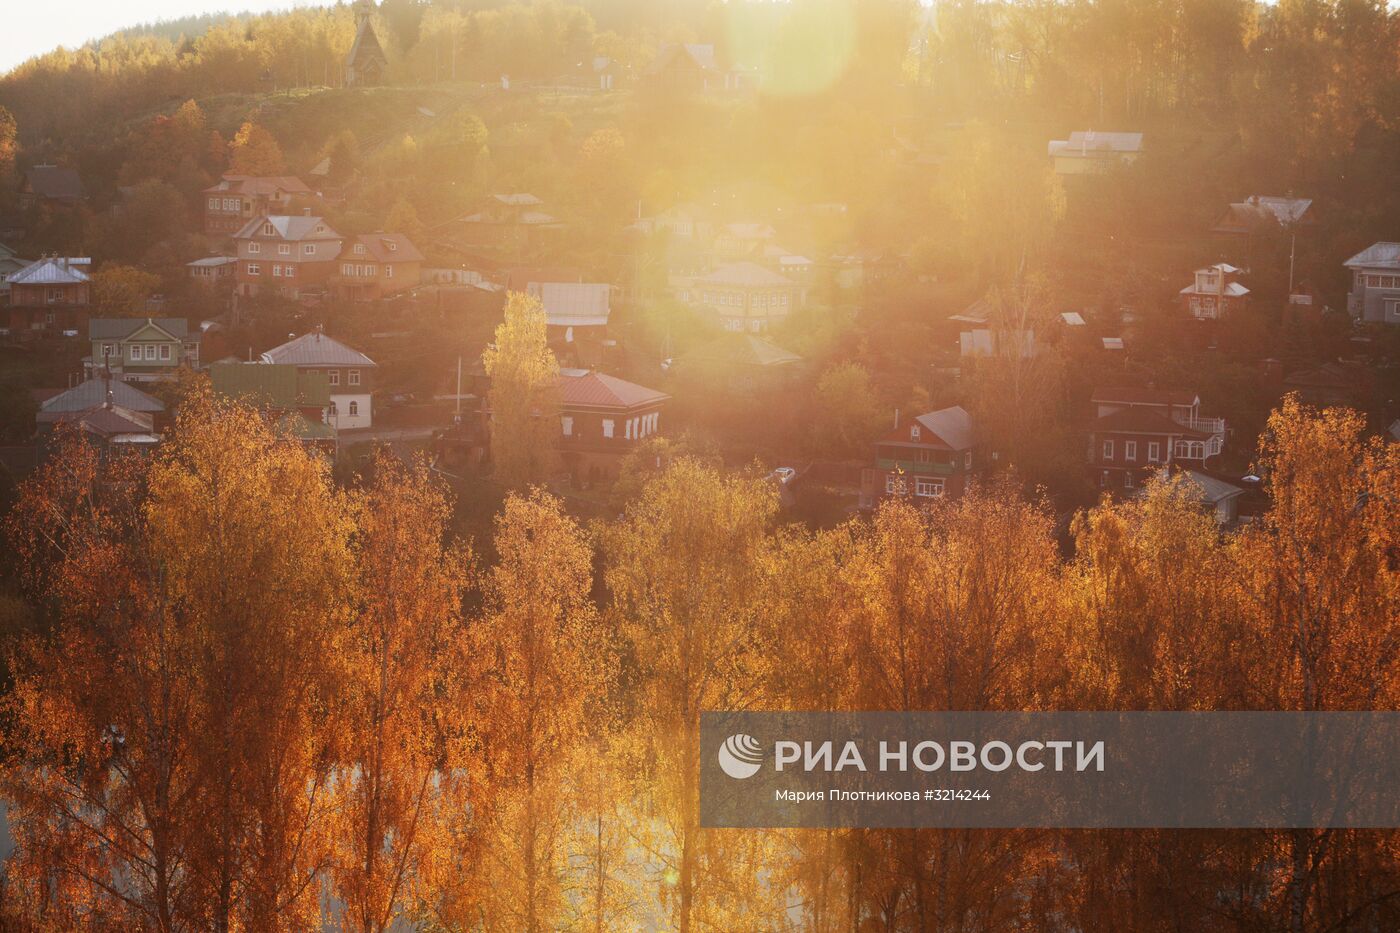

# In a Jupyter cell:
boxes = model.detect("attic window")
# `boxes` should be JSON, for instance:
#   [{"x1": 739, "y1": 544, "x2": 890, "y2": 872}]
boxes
[
  {"x1": 387, "y1": 241, "x2": 397, "y2": 251},
  {"x1": 354, "y1": 244, "x2": 365, "y2": 254},
  {"x1": 315, "y1": 225, "x2": 325, "y2": 233},
  {"x1": 261, "y1": 223, "x2": 274, "y2": 236},
  {"x1": 910, "y1": 425, "x2": 921, "y2": 441}
]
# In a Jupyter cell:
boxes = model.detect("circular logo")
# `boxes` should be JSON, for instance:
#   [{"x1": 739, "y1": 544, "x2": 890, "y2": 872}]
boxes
[{"x1": 717, "y1": 733, "x2": 763, "y2": 779}]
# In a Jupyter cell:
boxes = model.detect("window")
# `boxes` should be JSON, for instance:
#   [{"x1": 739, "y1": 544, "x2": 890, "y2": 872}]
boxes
[
  {"x1": 1148, "y1": 442, "x2": 1161, "y2": 462},
  {"x1": 159, "y1": 344, "x2": 171, "y2": 361},
  {"x1": 247, "y1": 263, "x2": 260, "y2": 276},
  {"x1": 964, "y1": 451, "x2": 972, "y2": 469},
  {"x1": 915, "y1": 477, "x2": 944, "y2": 497},
  {"x1": 885, "y1": 474, "x2": 899, "y2": 494},
  {"x1": 1102, "y1": 440, "x2": 1114, "y2": 460},
  {"x1": 129, "y1": 345, "x2": 140, "y2": 361},
  {"x1": 278, "y1": 243, "x2": 291, "y2": 255},
  {"x1": 910, "y1": 425, "x2": 921, "y2": 441},
  {"x1": 1125, "y1": 441, "x2": 1137, "y2": 461},
  {"x1": 328, "y1": 370, "x2": 340, "y2": 386},
  {"x1": 303, "y1": 244, "x2": 315, "y2": 256},
  {"x1": 366, "y1": 265, "x2": 376, "y2": 276},
  {"x1": 272, "y1": 265, "x2": 282, "y2": 277},
  {"x1": 145, "y1": 345, "x2": 158, "y2": 360},
  {"x1": 354, "y1": 243, "x2": 365, "y2": 255},
  {"x1": 207, "y1": 197, "x2": 218, "y2": 209},
  {"x1": 602, "y1": 419, "x2": 615, "y2": 439},
  {"x1": 329, "y1": 401, "x2": 337, "y2": 415},
  {"x1": 348, "y1": 401, "x2": 358, "y2": 417},
  {"x1": 917, "y1": 449, "x2": 932, "y2": 463},
  {"x1": 261, "y1": 223, "x2": 274, "y2": 236},
  {"x1": 1125, "y1": 472, "x2": 1136, "y2": 489},
  {"x1": 387, "y1": 241, "x2": 397, "y2": 252},
  {"x1": 248, "y1": 242, "x2": 261, "y2": 254},
  {"x1": 342, "y1": 264, "x2": 354, "y2": 276},
  {"x1": 348, "y1": 370, "x2": 360, "y2": 386},
  {"x1": 385, "y1": 265, "x2": 393, "y2": 278},
  {"x1": 283, "y1": 265, "x2": 294, "y2": 279},
  {"x1": 47, "y1": 287, "x2": 64, "y2": 303},
  {"x1": 561, "y1": 416, "x2": 573, "y2": 436},
  {"x1": 223, "y1": 198, "x2": 238, "y2": 211}
]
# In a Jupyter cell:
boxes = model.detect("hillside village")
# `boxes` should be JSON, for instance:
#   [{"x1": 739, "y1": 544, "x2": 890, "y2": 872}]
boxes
[
  {"x1": 0, "y1": 2, "x2": 1399, "y2": 931},
  {"x1": 1, "y1": 0, "x2": 1397, "y2": 532}
]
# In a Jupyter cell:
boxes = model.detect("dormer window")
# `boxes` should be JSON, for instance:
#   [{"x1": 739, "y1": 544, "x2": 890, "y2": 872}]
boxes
[
  {"x1": 354, "y1": 244, "x2": 365, "y2": 255},
  {"x1": 910, "y1": 425, "x2": 921, "y2": 441},
  {"x1": 387, "y1": 241, "x2": 397, "y2": 252}
]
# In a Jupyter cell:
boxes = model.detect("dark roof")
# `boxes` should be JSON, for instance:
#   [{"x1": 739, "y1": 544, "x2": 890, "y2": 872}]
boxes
[
  {"x1": 40, "y1": 377, "x2": 164, "y2": 414},
  {"x1": 89, "y1": 318, "x2": 190, "y2": 340},
  {"x1": 24, "y1": 165, "x2": 86, "y2": 201},
  {"x1": 1091, "y1": 408, "x2": 1207, "y2": 438},
  {"x1": 348, "y1": 17, "x2": 389, "y2": 71},
  {"x1": 204, "y1": 175, "x2": 311, "y2": 197},
  {"x1": 211, "y1": 363, "x2": 330, "y2": 410},
  {"x1": 683, "y1": 333, "x2": 802, "y2": 367},
  {"x1": 558, "y1": 369, "x2": 669, "y2": 410},
  {"x1": 38, "y1": 404, "x2": 154, "y2": 436},
  {"x1": 1092, "y1": 386, "x2": 1199, "y2": 407}
]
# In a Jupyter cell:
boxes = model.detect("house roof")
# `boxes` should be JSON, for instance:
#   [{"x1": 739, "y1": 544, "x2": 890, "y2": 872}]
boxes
[
  {"x1": 211, "y1": 362, "x2": 331, "y2": 410},
  {"x1": 342, "y1": 233, "x2": 425, "y2": 263},
  {"x1": 10, "y1": 256, "x2": 90, "y2": 285},
  {"x1": 1178, "y1": 470, "x2": 1245, "y2": 506},
  {"x1": 491, "y1": 193, "x2": 543, "y2": 207},
  {"x1": 1214, "y1": 196, "x2": 1312, "y2": 232},
  {"x1": 558, "y1": 369, "x2": 669, "y2": 410},
  {"x1": 203, "y1": 175, "x2": 311, "y2": 197},
  {"x1": 647, "y1": 43, "x2": 720, "y2": 75},
  {"x1": 233, "y1": 214, "x2": 342, "y2": 242},
  {"x1": 909, "y1": 406, "x2": 974, "y2": 450},
  {"x1": 725, "y1": 222, "x2": 777, "y2": 240},
  {"x1": 348, "y1": 16, "x2": 388, "y2": 70},
  {"x1": 24, "y1": 165, "x2": 86, "y2": 200},
  {"x1": 696, "y1": 261, "x2": 794, "y2": 288},
  {"x1": 1181, "y1": 267, "x2": 1250, "y2": 298},
  {"x1": 38, "y1": 403, "x2": 154, "y2": 436},
  {"x1": 40, "y1": 377, "x2": 164, "y2": 414},
  {"x1": 187, "y1": 255, "x2": 238, "y2": 268},
  {"x1": 684, "y1": 333, "x2": 802, "y2": 367},
  {"x1": 89, "y1": 317, "x2": 189, "y2": 340},
  {"x1": 527, "y1": 282, "x2": 612, "y2": 327},
  {"x1": 1092, "y1": 386, "x2": 1199, "y2": 407},
  {"x1": 1344, "y1": 242, "x2": 1400, "y2": 271},
  {"x1": 1091, "y1": 407, "x2": 1207, "y2": 438},
  {"x1": 1048, "y1": 131, "x2": 1143, "y2": 157},
  {"x1": 261, "y1": 331, "x2": 375, "y2": 367}
]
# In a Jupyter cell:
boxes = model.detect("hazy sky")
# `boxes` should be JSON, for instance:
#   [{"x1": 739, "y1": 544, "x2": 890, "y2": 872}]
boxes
[{"x1": 1, "y1": 0, "x2": 337, "y2": 75}]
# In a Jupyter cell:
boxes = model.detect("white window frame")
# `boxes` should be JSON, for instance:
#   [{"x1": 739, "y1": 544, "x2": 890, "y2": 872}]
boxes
[
  {"x1": 602, "y1": 419, "x2": 615, "y2": 439},
  {"x1": 248, "y1": 242, "x2": 260, "y2": 254},
  {"x1": 1148, "y1": 442, "x2": 1161, "y2": 462},
  {"x1": 159, "y1": 344, "x2": 171, "y2": 361},
  {"x1": 348, "y1": 401, "x2": 359, "y2": 417},
  {"x1": 278, "y1": 243, "x2": 291, "y2": 255},
  {"x1": 348, "y1": 370, "x2": 360, "y2": 386},
  {"x1": 1125, "y1": 441, "x2": 1137, "y2": 461},
  {"x1": 328, "y1": 370, "x2": 339, "y2": 386},
  {"x1": 247, "y1": 263, "x2": 260, "y2": 276},
  {"x1": 915, "y1": 477, "x2": 944, "y2": 498},
  {"x1": 1102, "y1": 439, "x2": 1114, "y2": 460},
  {"x1": 561, "y1": 415, "x2": 573, "y2": 436},
  {"x1": 303, "y1": 244, "x2": 315, "y2": 256}
]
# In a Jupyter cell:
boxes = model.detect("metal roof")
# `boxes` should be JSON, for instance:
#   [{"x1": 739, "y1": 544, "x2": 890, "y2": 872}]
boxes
[
  {"x1": 187, "y1": 256, "x2": 238, "y2": 267},
  {"x1": 696, "y1": 261, "x2": 794, "y2": 288},
  {"x1": 261, "y1": 331, "x2": 376, "y2": 367},
  {"x1": 342, "y1": 233, "x2": 426, "y2": 263},
  {"x1": 527, "y1": 282, "x2": 612, "y2": 327},
  {"x1": 89, "y1": 317, "x2": 189, "y2": 340},
  {"x1": 10, "y1": 256, "x2": 90, "y2": 285},
  {"x1": 233, "y1": 214, "x2": 342, "y2": 242},
  {"x1": 211, "y1": 362, "x2": 330, "y2": 409},
  {"x1": 1048, "y1": 131, "x2": 1144, "y2": 157},
  {"x1": 558, "y1": 369, "x2": 668, "y2": 410},
  {"x1": 911, "y1": 406, "x2": 974, "y2": 450},
  {"x1": 1091, "y1": 408, "x2": 1208, "y2": 438},
  {"x1": 1092, "y1": 386, "x2": 1199, "y2": 406},
  {"x1": 40, "y1": 377, "x2": 164, "y2": 414},
  {"x1": 1344, "y1": 242, "x2": 1400, "y2": 271},
  {"x1": 24, "y1": 165, "x2": 86, "y2": 200},
  {"x1": 204, "y1": 175, "x2": 311, "y2": 196}
]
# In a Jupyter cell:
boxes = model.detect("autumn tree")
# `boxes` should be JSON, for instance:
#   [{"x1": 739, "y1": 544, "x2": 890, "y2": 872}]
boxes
[
  {"x1": 605, "y1": 460, "x2": 785, "y2": 932},
  {"x1": 470, "y1": 491, "x2": 602, "y2": 932},
  {"x1": 1, "y1": 392, "x2": 354, "y2": 931},
  {"x1": 228, "y1": 121, "x2": 286, "y2": 175},
  {"x1": 89, "y1": 263, "x2": 163, "y2": 316},
  {"x1": 0, "y1": 105, "x2": 16, "y2": 188},
  {"x1": 811, "y1": 361, "x2": 884, "y2": 458},
  {"x1": 483, "y1": 292, "x2": 560, "y2": 489},
  {"x1": 329, "y1": 453, "x2": 472, "y2": 933}
]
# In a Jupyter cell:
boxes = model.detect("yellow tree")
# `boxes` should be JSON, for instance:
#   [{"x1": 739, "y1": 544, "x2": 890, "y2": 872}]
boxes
[
  {"x1": 228, "y1": 121, "x2": 286, "y2": 175},
  {"x1": 483, "y1": 292, "x2": 560, "y2": 489},
  {"x1": 329, "y1": 453, "x2": 473, "y2": 933},
  {"x1": 604, "y1": 460, "x2": 783, "y2": 932},
  {"x1": 145, "y1": 390, "x2": 354, "y2": 931},
  {"x1": 471, "y1": 491, "x2": 601, "y2": 932}
]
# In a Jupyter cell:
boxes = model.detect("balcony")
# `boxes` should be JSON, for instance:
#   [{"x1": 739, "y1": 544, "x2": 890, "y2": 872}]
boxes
[
  {"x1": 1172, "y1": 413, "x2": 1225, "y2": 437},
  {"x1": 875, "y1": 458, "x2": 956, "y2": 476}
]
